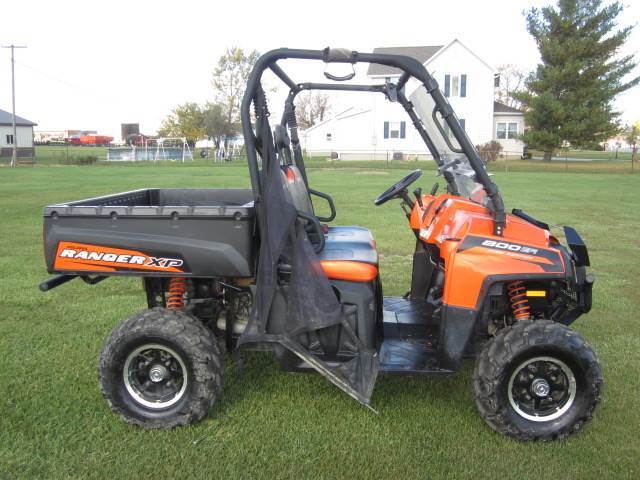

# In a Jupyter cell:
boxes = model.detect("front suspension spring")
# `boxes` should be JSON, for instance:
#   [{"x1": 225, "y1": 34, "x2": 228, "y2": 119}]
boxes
[{"x1": 507, "y1": 280, "x2": 531, "y2": 320}]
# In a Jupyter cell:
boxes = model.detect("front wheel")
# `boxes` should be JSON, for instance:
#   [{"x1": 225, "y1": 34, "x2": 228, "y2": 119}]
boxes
[
  {"x1": 98, "y1": 308, "x2": 223, "y2": 428},
  {"x1": 473, "y1": 320, "x2": 602, "y2": 441}
]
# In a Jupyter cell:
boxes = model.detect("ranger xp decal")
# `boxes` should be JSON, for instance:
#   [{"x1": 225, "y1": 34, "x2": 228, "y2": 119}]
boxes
[
  {"x1": 457, "y1": 235, "x2": 564, "y2": 273},
  {"x1": 54, "y1": 242, "x2": 185, "y2": 273}
]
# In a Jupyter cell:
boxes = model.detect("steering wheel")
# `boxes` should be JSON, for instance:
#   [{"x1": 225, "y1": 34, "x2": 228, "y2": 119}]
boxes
[{"x1": 374, "y1": 170, "x2": 423, "y2": 206}]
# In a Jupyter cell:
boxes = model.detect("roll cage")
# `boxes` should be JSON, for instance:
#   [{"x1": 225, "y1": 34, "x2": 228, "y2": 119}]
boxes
[{"x1": 241, "y1": 47, "x2": 506, "y2": 235}]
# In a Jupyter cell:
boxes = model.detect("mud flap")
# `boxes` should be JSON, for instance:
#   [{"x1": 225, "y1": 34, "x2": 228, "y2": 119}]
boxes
[{"x1": 439, "y1": 306, "x2": 476, "y2": 371}]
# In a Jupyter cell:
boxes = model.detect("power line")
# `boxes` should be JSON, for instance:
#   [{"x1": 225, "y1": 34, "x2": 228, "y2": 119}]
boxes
[
  {"x1": 1, "y1": 44, "x2": 27, "y2": 167},
  {"x1": 14, "y1": 60, "x2": 126, "y2": 106}
]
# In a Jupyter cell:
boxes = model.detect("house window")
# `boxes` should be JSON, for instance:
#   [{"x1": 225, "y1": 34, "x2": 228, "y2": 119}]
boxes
[
  {"x1": 444, "y1": 74, "x2": 467, "y2": 98},
  {"x1": 496, "y1": 122, "x2": 518, "y2": 139},
  {"x1": 326, "y1": 133, "x2": 332, "y2": 142},
  {"x1": 6, "y1": 134, "x2": 14, "y2": 145},
  {"x1": 383, "y1": 121, "x2": 406, "y2": 139}
]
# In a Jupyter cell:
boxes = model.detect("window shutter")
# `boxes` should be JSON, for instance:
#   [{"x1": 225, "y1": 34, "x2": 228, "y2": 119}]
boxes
[
  {"x1": 461, "y1": 74, "x2": 467, "y2": 97},
  {"x1": 383, "y1": 121, "x2": 389, "y2": 139},
  {"x1": 400, "y1": 121, "x2": 406, "y2": 139},
  {"x1": 444, "y1": 75, "x2": 450, "y2": 97}
]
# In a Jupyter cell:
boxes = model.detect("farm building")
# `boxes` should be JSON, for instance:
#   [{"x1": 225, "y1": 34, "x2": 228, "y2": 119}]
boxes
[
  {"x1": 301, "y1": 39, "x2": 526, "y2": 160},
  {"x1": 0, "y1": 108, "x2": 37, "y2": 158}
]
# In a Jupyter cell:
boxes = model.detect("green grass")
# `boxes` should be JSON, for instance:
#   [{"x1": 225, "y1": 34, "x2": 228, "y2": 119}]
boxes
[
  {"x1": 4, "y1": 145, "x2": 635, "y2": 174},
  {"x1": 1, "y1": 164, "x2": 639, "y2": 479},
  {"x1": 32, "y1": 145, "x2": 109, "y2": 165},
  {"x1": 530, "y1": 149, "x2": 634, "y2": 161}
]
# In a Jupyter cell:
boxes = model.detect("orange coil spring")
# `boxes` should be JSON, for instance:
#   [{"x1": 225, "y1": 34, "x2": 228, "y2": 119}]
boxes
[
  {"x1": 166, "y1": 277, "x2": 186, "y2": 309},
  {"x1": 507, "y1": 281, "x2": 531, "y2": 320}
]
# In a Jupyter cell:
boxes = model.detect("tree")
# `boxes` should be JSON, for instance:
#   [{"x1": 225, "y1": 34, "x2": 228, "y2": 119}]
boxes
[
  {"x1": 202, "y1": 102, "x2": 234, "y2": 148},
  {"x1": 624, "y1": 120, "x2": 640, "y2": 172},
  {"x1": 212, "y1": 47, "x2": 259, "y2": 134},
  {"x1": 495, "y1": 65, "x2": 527, "y2": 109},
  {"x1": 158, "y1": 102, "x2": 205, "y2": 142},
  {"x1": 514, "y1": 0, "x2": 640, "y2": 161},
  {"x1": 295, "y1": 91, "x2": 331, "y2": 129}
]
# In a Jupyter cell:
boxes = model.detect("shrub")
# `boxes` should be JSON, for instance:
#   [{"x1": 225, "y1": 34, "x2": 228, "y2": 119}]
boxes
[
  {"x1": 476, "y1": 141, "x2": 503, "y2": 163},
  {"x1": 59, "y1": 155, "x2": 98, "y2": 165},
  {"x1": 392, "y1": 151, "x2": 404, "y2": 161}
]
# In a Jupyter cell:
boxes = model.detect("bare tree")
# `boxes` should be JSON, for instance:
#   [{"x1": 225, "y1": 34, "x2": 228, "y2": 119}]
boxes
[
  {"x1": 295, "y1": 92, "x2": 331, "y2": 129},
  {"x1": 495, "y1": 64, "x2": 527, "y2": 110}
]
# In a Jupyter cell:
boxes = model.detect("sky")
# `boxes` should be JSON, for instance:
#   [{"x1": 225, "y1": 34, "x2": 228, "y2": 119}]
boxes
[{"x1": 2, "y1": 0, "x2": 639, "y2": 139}]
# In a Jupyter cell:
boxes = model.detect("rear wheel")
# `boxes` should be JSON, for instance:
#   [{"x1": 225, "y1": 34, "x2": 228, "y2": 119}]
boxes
[
  {"x1": 99, "y1": 308, "x2": 223, "y2": 428},
  {"x1": 473, "y1": 320, "x2": 602, "y2": 441}
]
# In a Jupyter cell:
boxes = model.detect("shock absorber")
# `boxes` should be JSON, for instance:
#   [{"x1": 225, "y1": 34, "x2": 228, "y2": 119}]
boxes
[
  {"x1": 166, "y1": 277, "x2": 186, "y2": 309},
  {"x1": 507, "y1": 281, "x2": 531, "y2": 320}
]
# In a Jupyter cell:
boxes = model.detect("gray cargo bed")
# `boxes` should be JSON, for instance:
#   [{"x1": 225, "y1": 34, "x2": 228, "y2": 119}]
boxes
[{"x1": 43, "y1": 189, "x2": 256, "y2": 278}]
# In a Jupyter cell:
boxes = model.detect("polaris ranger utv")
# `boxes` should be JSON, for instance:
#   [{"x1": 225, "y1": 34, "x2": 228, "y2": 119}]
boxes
[{"x1": 40, "y1": 48, "x2": 602, "y2": 441}]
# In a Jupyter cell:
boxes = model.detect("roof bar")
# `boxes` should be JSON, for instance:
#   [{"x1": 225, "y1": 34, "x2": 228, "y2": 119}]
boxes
[
  {"x1": 269, "y1": 64, "x2": 300, "y2": 93},
  {"x1": 397, "y1": 72, "x2": 410, "y2": 91},
  {"x1": 298, "y1": 82, "x2": 387, "y2": 93}
]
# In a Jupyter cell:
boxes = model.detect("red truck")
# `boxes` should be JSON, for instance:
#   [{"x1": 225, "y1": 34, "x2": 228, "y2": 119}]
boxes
[{"x1": 79, "y1": 135, "x2": 113, "y2": 146}]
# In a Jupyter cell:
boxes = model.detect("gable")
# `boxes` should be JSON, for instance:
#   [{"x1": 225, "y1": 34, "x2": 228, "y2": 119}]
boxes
[{"x1": 366, "y1": 46, "x2": 443, "y2": 77}]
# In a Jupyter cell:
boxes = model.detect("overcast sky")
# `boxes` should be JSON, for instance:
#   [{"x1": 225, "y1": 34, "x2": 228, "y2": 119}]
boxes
[{"x1": 2, "y1": 0, "x2": 639, "y2": 138}]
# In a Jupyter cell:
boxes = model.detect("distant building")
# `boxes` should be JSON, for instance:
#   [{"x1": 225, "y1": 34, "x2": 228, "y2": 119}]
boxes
[
  {"x1": 121, "y1": 123, "x2": 140, "y2": 143},
  {"x1": 0, "y1": 108, "x2": 37, "y2": 158},
  {"x1": 493, "y1": 101, "x2": 526, "y2": 154},
  {"x1": 603, "y1": 134, "x2": 634, "y2": 153},
  {"x1": 301, "y1": 39, "x2": 526, "y2": 159},
  {"x1": 34, "y1": 130, "x2": 97, "y2": 144}
]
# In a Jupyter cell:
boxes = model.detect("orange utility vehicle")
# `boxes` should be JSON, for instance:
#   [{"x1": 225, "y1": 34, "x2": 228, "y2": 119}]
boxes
[{"x1": 40, "y1": 48, "x2": 602, "y2": 441}]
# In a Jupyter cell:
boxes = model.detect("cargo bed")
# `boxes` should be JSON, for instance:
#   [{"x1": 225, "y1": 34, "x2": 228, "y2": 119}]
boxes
[{"x1": 43, "y1": 189, "x2": 256, "y2": 278}]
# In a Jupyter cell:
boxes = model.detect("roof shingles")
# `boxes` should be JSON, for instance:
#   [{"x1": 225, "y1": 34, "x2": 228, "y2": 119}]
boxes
[
  {"x1": 0, "y1": 108, "x2": 37, "y2": 126},
  {"x1": 366, "y1": 46, "x2": 443, "y2": 76},
  {"x1": 493, "y1": 101, "x2": 524, "y2": 114}
]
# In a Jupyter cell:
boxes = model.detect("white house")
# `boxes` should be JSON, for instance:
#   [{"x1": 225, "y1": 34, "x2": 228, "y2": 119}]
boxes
[
  {"x1": 301, "y1": 40, "x2": 525, "y2": 160},
  {"x1": 0, "y1": 108, "x2": 37, "y2": 159},
  {"x1": 493, "y1": 101, "x2": 526, "y2": 154}
]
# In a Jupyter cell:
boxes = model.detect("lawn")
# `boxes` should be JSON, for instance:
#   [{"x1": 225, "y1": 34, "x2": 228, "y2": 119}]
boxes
[
  {"x1": 0, "y1": 163, "x2": 639, "y2": 479},
  {"x1": 7, "y1": 145, "x2": 637, "y2": 175},
  {"x1": 530, "y1": 148, "x2": 634, "y2": 161}
]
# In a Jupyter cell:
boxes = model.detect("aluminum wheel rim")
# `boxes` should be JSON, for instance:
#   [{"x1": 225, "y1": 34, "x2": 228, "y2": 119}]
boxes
[
  {"x1": 123, "y1": 343, "x2": 188, "y2": 409},
  {"x1": 507, "y1": 355, "x2": 577, "y2": 422}
]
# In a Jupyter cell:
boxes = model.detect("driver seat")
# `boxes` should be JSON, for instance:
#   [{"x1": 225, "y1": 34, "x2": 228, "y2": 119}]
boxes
[{"x1": 275, "y1": 126, "x2": 379, "y2": 281}]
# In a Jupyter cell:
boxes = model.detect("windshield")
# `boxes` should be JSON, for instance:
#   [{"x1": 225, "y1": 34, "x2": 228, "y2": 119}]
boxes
[{"x1": 409, "y1": 86, "x2": 489, "y2": 206}]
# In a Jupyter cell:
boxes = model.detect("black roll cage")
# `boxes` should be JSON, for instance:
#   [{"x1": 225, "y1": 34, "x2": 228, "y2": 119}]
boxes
[{"x1": 241, "y1": 48, "x2": 506, "y2": 235}]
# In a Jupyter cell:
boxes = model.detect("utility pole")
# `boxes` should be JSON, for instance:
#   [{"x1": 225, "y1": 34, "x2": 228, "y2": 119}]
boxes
[{"x1": 2, "y1": 44, "x2": 27, "y2": 167}]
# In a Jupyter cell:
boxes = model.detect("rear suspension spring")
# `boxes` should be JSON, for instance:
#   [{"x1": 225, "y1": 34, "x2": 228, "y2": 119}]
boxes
[
  {"x1": 507, "y1": 281, "x2": 531, "y2": 320},
  {"x1": 166, "y1": 277, "x2": 187, "y2": 309}
]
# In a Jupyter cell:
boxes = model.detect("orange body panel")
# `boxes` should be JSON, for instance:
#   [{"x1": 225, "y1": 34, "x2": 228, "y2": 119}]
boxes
[
  {"x1": 409, "y1": 194, "x2": 565, "y2": 309},
  {"x1": 320, "y1": 260, "x2": 378, "y2": 283}
]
